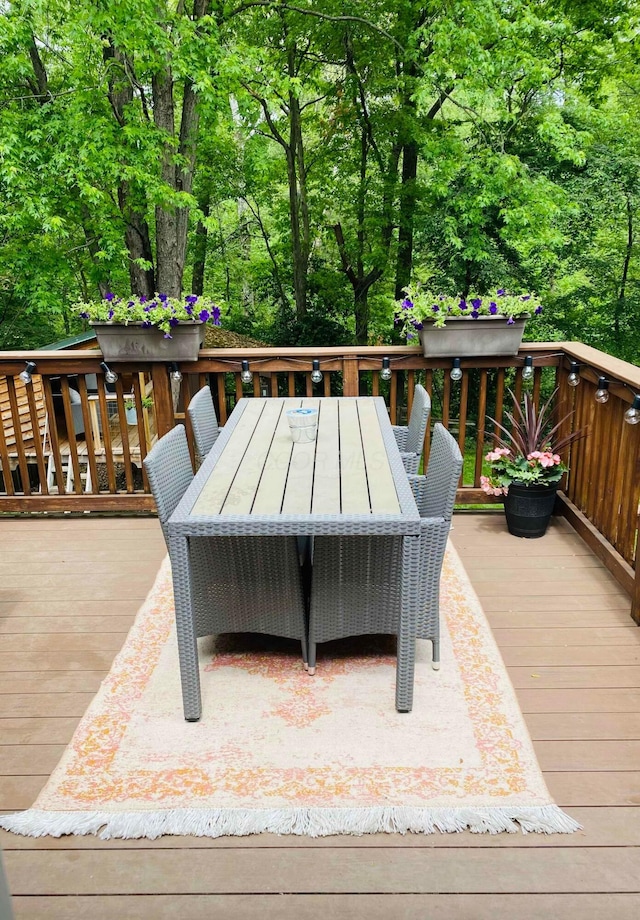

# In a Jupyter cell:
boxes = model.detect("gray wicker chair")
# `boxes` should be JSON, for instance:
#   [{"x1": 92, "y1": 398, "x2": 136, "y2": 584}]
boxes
[
  {"x1": 187, "y1": 385, "x2": 220, "y2": 465},
  {"x1": 393, "y1": 384, "x2": 431, "y2": 474},
  {"x1": 143, "y1": 425, "x2": 308, "y2": 719},
  {"x1": 308, "y1": 423, "x2": 462, "y2": 676}
]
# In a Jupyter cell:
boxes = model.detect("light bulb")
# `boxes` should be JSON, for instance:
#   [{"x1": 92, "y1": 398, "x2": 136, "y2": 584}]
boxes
[
  {"x1": 595, "y1": 377, "x2": 609, "y2": 404},
  {"x1": 168, "y1": 362, "x2": 183, "y2": 383},
  {"x1": 521, "y1": 356, "x2": 534, "y2": 381},
  {"x1": 450, "y1": 358, "x2": 462, "y2": 382},
  {"x1": 310, "y1": 359, "x2": 323, "y2": 384},
  {"x1": 624, "y1": 394, "x2": 640, "y2": 425},
  {"x1": 18, "y1": 361, "x2": 37, "y2": 385},
  {"x1": 567, "y1": 362, "x2": 580, "y2": 387},
  {"x1": 240, "y1": 360, "x2": 253, "y2": 385},
  {"x1": 380, "y1": 357, "x2": 392, "y2": 381},
  {"x1": 100, "y1": 361, "x2": 118, "y2": 384}
]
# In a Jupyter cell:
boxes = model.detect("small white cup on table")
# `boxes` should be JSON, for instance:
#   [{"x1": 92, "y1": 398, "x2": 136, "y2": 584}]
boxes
[{"x1": 286, "y1": 408, "x2": 318, "y2": 443}]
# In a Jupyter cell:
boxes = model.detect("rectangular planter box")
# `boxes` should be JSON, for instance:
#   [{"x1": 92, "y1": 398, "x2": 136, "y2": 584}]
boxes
[
  {"x1": 92, "y1": 322, "x2": 205, "y2": 362},
  {"x1": 418, "y1": 315, "x2": 528, "y2": 358}
]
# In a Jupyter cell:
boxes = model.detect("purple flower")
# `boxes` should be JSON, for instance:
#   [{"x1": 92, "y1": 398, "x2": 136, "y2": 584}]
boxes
[
  {"x1": 104, "y1": 292, "x2": 115, "y2": 302},
  {"x1": 471, "y1": 298, "x2": 482, "y2": 309},
  {"x1": 489, "y1": 302, "x2": 498, "y2": 315},
  {"x1": 507, "y1": 316, "x2": 515, "y2": 325},
  {"x1": 198, "y1": 308, "x2": 210, "y2": 323},
  {"x1": 496, "y1": 288, "x2": 505, "y2": 296},
  {"x1": 107, "y1": 309, "x2": 114, "y2": 320},
  {"x1": 79, "y1": 311, "x2": 90, "y2": 319},
  {"x1": 212, "y1": 306, "x2": 221, "y2": 324},
  {"x1": 432, "y1": 304, "x2": 439, "y2": 313},
  {"x1": 535, "y1": 305, "x2": 542, "y2": 315},
  {"x1": 471, "y1": 310, "x2": 479, "y2": 319},
  {"x1": 401, "y1": 298, "x2": 413, "y2": 310},
  {"x1": 159, "y1": 293, "x2": 168, "y2": 302},
  {"x1": 410, "y1": 319, "x2": 423, "y2": 331},
  {"x1": 164, "y1": 332, "x2": 172, "y2": 339},
  {"x1": 169, "y1": 317, "x2": 179, "y2": 327},
  {"x1": 521, "y1": 294, "x2": 531, "y2": 301},
  {"x1": 139, "y1": 295, "x2": 147, "y2": 304},
  {"x1": 407, "y1": 332, "x2": 415, "y2": 340},
  {"x1": 141, "y1": 320, "x2": 153, "y2": 329},
  {"x1": 127, "y1": 300, "x2": 135, "y2": 308},
  {"x1": 186, "y1": 294, "x2": 198, "y2": 304},
  {"x1": 459, "y1": 299, "x2": 467, "y2": 310},
  {"x1": 185, "y1": 304, "x2": 193, "y2": 316}
]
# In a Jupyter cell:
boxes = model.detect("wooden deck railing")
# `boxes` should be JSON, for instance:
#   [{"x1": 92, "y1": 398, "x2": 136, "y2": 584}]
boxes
[{"x1": 1, "y1": 342, "x2": 639, "y2": 621}]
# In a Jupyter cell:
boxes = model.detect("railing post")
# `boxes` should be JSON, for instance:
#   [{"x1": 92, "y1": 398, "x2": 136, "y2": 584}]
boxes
[
  {"x1": 633, "y1": 512, "x2": 640, "y2": 626},
  {"x1": 342, "y1": 356, "x2": 360, "y2": 396},
  {"x1": 151, "y1": 364, "x2": 175, "y2": 437}
]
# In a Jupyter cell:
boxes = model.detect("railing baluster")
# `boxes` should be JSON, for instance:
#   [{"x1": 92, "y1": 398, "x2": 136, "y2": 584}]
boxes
[
  {"x1": 474, "y1": 370, "x2": 488, "y2": 487},
  {"x1": 77, "y1": 375, "x2": 99, "y2": 495},
  {"x1": 6, "y1": 376, "x2": 31, "y2": 495}
]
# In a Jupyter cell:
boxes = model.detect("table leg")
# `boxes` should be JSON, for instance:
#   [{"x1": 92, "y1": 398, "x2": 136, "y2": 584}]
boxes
[
  {"x1": 169, "y1": 534, "x2": 202, "y2": 721},
  {"x1": 396, "y1": 533, "x2": 420, "y2": 713}
]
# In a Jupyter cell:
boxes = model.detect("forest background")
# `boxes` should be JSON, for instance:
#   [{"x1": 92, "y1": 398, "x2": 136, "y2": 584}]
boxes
[{"x1": 0, "y1": 0, "x2": 638, "y2": 363}]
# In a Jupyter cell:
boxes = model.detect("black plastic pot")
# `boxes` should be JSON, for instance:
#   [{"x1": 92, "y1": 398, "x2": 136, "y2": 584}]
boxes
[{"x1": 503, "y1": 482, "x2": 558, "y2": 538}]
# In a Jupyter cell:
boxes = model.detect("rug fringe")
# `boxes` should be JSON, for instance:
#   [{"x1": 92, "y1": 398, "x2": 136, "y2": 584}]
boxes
[{"x1": 0, "y1": 805, "x2": 581, "y2": 840}]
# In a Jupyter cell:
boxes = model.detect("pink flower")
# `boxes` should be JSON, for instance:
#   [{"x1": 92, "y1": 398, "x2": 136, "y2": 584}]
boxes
[
  {"x1": 480, "y1": 475, "x2": 507, "y2": 497},
  {"x1": 485, "y1": 447, "x2": 510, "y2": 462}
]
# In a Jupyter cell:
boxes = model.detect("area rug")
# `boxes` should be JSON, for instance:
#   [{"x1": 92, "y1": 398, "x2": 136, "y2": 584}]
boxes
[{"x1": 0, "y1": 543, "x2": 579, "y2": 839}]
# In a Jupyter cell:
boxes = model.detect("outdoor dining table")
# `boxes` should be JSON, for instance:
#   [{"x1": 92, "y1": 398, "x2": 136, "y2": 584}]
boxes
[{"x1": 167, "y1": 395, "x2": 422, "y2": 718}]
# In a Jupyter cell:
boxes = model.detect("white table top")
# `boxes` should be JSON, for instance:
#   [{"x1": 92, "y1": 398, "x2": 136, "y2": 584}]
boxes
[{"x1": 170, "y1": 397, "x2": 420, "y2": 536}]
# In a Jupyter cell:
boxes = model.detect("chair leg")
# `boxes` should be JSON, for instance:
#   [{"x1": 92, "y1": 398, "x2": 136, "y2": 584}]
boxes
[
  {"x1": 431, "y1": 638, "x2": 440, "y2": 670},
  {"x1": 307, "y1": 640, "x2": 317, "y2": 676}
]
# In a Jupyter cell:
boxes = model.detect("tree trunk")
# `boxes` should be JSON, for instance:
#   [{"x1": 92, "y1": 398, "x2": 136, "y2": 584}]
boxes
[
  {"x1": 152, "y1": 0, "x2": 210, "y2": 297},
  {"x1": 394, "y1": 138, "x2": 418, "y2": 300},
  {"x1": 287, "y1": 46, "x2": 310, "y2": 319},
  {"x1": 103, "y1": 38, "x2": 155, "y2": 297},
  {"x1": 616, "y1": 193, "x2": 634, "y2": 347},
  {"x1": 191, "y1": 200, "x2": 210, "y2": 296}
]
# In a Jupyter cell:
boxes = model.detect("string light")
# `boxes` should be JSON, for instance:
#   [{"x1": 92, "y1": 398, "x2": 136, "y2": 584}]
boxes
[
  {"x1": 567, "y1": 362, "x2": 580, "y2": 387},
  {"x1": 521, "y1": 355, "x2": 534, "y2": 381},
  {"x1": 240, "y1": 360, "x2": 253, "y2": 384},
  {"x1": 18, "y1": 361, "x2": 37, "y2": 385},
  {"x1": 311, "y1": 359, "x2": 323, "y2": 384},
  {"x1": 380, "y1": 357, "x2": 392, "y2": 381},
  {"x1": 99, "y1": 361, "x2": 118, "y2": 384},
  {"x1": 450, "y1": 358, "x2": 463, "y2": 382},
  {"x1": 624, "y1": 394, "x2": 640, "y2": 425},
  {"x1": 595, "y1": 377, "x2": 609, "y2": 404}
]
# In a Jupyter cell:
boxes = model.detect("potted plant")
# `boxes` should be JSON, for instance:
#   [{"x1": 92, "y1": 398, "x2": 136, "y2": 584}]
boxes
[
  {"x1": 124, "y1": 396, "x2": 153, "y2": 426},
  {"x1": 481, "y1": 389, "x2": 586, "y2": 538},
  {"x1": 75, "y1": 293, "x2": 222, "y2": 362},
  {"x1": 396, "y1": 285, "x2": 542, "y2": 357}
]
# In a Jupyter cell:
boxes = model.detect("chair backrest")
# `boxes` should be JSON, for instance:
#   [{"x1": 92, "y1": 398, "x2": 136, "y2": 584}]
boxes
[
  {"x1": 142, "y1": 424, "x2": 193, "y2": 546},
  {"x1": 187, "y1": 385, "x2": 219, "y2": 463},
  {"x1": 408, "y1": 423, "x2": 462, "y2": 520},
  {"x1": 406, "y1": 384, "x2": 431, "y2": 455}
]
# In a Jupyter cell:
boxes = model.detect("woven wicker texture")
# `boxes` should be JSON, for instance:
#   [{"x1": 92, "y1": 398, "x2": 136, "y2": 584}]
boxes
[
  {"x1": 309, "y1": 423, "x2": 462, "y2": 680},
  {"x1": 187, "y1": 385, "x2": 220, "y2": 464},
  {"x1": 144, "y1": 423, "x2": 308, "y2": 721}
]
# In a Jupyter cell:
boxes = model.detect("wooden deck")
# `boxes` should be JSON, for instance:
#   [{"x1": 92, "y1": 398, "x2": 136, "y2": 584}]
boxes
[{"x1": 1, "y1": 513, "x2": 639, "y2": 918}]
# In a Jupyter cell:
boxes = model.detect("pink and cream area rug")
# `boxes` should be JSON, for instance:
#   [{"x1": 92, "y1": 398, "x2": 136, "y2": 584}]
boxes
[{"x1": 0, "y1": 543, "x2": 579, "y2": 840}]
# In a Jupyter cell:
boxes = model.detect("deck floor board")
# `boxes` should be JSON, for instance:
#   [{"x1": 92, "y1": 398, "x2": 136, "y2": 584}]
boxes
[{"x1": 0, "y1": 514, "x2": 638, "y2": 918}]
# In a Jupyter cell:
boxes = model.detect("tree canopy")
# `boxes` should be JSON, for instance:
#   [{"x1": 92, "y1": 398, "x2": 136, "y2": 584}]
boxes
[{"x1": 0, "y1": 0, "x2": 638, "y2": 360}]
